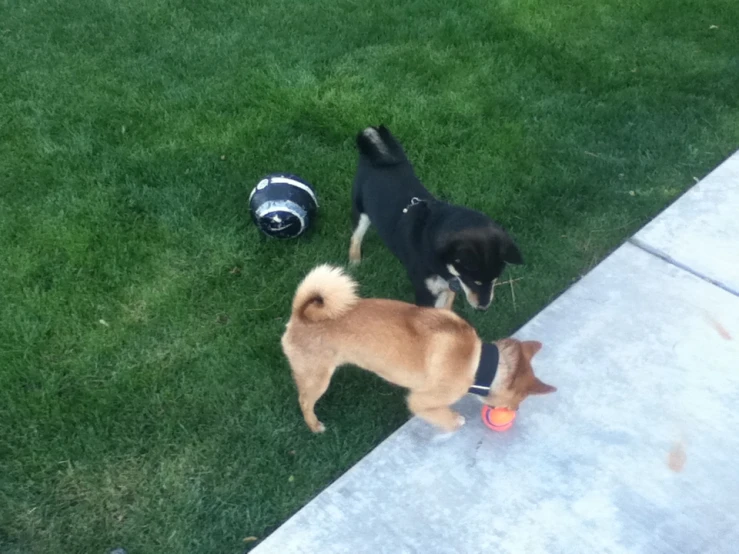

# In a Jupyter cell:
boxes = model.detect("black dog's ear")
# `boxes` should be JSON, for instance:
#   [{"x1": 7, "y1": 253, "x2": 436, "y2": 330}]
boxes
[
  {"x1": 435, "y1": 237, "x2": 456, "y2": 262},
  {"x1": 439, "y1": 240, "x2": 477, "y2": 271},
  {"x1": 453, "y1": 247, "x2": 479, "y2": 271},
  {"x1": 501, "y1": 239, "x2": 524, "y2": 265}
]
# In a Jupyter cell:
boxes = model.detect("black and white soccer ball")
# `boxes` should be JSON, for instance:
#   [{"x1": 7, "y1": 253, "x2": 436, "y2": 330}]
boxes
[{"x1": 249, "y1": 174, "x2": 318, "y2": 239}]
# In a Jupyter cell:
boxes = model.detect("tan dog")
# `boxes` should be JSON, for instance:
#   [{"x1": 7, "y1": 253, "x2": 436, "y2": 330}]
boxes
[{"x1": 281, "y1": 265, "x2": 556, "y2": 433}]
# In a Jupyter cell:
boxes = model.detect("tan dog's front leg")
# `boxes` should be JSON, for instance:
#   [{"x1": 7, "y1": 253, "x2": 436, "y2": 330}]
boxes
[{"x1": 407, "y1": 392, "x2": 465, "y2": 432}]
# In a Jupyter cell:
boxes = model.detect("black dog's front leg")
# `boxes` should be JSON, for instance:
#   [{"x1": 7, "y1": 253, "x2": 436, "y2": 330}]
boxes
[
  {"x1": 414, "y1": 287, "x2": 436, "y2": 307},
  {"x1": 412, "y1": 278, "x2": 437, "y2": 307}
]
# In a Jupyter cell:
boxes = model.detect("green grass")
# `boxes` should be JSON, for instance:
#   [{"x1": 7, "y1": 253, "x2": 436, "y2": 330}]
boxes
[{"x1": 1, "y1": 0, "x2": 738, "y2": 551}]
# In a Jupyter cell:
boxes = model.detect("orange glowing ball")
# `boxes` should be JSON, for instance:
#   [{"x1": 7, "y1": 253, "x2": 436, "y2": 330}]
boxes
[{"x1": 481, "y1": 405, "x2": 516, "y2": 432}]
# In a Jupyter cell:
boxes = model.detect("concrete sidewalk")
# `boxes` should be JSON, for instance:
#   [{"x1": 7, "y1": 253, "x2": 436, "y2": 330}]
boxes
[{"x1": 254, "y1": 151, "x2": 739, "y2": 554}]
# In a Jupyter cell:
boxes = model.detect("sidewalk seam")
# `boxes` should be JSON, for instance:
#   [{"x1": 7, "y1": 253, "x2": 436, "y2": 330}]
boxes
[{"x1": 628, "y1": 237, "x2": 739, "y2": 298}]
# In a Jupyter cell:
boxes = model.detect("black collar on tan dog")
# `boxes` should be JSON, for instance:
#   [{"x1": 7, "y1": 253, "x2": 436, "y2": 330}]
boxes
[{"x1": 469, "y1": 343, "x2": 499, "y2": 396}]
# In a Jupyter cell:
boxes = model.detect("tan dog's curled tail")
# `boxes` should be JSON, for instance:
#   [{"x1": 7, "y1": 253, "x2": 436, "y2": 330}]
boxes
[{"x1": 292, "y1": 264, "x2": 359, "y2": 322}]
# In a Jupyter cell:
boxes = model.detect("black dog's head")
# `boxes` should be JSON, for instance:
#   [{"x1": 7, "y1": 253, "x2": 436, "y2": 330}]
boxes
[{"x1": 436, "y1": 212, "x2": 523, "y2": 310}]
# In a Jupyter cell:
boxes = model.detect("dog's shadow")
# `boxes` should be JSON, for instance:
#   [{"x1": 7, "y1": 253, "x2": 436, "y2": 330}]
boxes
[{"x1": 311, "y1": 365, "x2": 409, "y2": 433}]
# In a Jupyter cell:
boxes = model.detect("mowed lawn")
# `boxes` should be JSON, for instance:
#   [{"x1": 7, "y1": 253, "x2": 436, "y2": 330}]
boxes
[{"x1": 1, "y1": 0, "x2": 738, "y2": 552}]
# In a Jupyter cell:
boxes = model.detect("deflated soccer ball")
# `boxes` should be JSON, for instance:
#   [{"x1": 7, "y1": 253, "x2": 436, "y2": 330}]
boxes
[{"x1": 249, "y1": 174, "x2": 318, "y2": 239}]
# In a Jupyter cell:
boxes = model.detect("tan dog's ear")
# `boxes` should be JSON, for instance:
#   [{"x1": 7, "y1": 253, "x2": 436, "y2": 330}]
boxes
[
  {"x1": 522, "y1": 340, "x2": 543, "y2": 359},
  {"x1": 529, "y1": 377, "x2": 556, "y2": 395}
]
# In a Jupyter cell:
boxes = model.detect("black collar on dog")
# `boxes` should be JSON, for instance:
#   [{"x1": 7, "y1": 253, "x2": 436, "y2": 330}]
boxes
[{"x1": 468, "y1": 343, "x2": 499, "y2": 396}]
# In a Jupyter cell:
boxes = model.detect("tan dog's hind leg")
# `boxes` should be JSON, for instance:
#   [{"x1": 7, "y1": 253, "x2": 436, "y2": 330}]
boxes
[
  {"x1": 407, "y1": 391, "x2": 465, "y2": 432},
  {"x1": 290, "y1": 360, "x2": 337, "y2": 433}
]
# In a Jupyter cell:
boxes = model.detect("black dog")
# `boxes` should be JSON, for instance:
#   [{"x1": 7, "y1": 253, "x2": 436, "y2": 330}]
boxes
[{"x1": 349, "y1": 125, "x2": 523, "y2": 310}]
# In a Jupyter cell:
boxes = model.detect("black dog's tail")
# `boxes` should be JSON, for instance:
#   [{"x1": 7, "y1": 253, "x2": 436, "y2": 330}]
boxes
[{"x1": 356, "y1": 125, "x2": 405, "y2": 166}]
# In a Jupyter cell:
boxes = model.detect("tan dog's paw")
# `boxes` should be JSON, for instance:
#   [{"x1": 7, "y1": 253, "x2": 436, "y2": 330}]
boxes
[
  {"x1": 436, "y1": 412, "x2": 465, "y2": 433},
  {"x1": 431, "y1": 416, "x2": 465, "y2": 441},
  {"x1": 306, "y1": 420, "x2": 326, "y2": 433}
]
